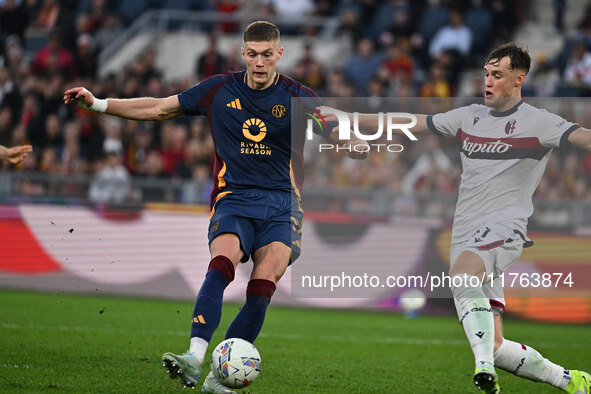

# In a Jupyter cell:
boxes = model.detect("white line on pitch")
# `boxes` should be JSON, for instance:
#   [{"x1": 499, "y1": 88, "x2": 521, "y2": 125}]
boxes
[{"x1": 2, "y1": 322, "x2": 580, "y2": 349}]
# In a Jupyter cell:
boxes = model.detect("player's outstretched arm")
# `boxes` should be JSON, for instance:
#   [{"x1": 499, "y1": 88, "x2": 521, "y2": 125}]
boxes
[
  {"x1": 63, "y1": 87, "x2": 184, "y2": 121},
  {"x1": 0, "y1": 144, "x2": 33, "y2": 164},
  {"x1": 568, "y1": 127, "x2": 591, "y2": 151}
]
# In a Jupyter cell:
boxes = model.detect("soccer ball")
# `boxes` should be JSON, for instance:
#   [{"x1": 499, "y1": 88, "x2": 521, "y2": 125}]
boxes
[
  {"x1": 399, "y1": 289, "x2": 427, "y2": 317},
  {"x1": 211, "y1": 338, "x2": 261, "y2": 388}
]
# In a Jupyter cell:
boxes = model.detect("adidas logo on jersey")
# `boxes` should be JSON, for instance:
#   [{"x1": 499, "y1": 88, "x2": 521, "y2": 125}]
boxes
[{"x1": 226, "y1": 98, "x2": 242, "y2": 110}]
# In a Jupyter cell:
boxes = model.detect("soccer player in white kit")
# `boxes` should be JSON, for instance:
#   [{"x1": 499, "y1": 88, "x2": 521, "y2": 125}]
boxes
[{"x1": 322, "y1": 43, "x2": 591, "y2": 393}]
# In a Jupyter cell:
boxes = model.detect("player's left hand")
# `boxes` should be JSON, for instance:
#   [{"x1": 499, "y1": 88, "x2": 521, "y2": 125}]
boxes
[
  {"x1": 341, "y1": 139, "x2": 368, "y2": 160},
  {"x1": 5, "y1": 145, "x2": 33, "y2": 164}
]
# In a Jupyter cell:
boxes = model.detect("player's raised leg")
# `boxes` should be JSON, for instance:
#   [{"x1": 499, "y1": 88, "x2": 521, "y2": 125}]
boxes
[
  {"x1": 449, "y1": 250, "x2": 498, "y2": 393},
  {"x1": 163, "y1": 233, "x2": 243, "y2": 388},
  {"x1": 493, "y1": 315, "x2": 590, "y2": 393}
]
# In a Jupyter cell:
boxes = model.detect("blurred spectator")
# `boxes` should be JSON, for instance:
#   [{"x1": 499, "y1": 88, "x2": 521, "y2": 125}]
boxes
[
  {"x1": 195, "y1": 35, "x2": 227, "y2": 80},
  {"x1": 216, "y1": 0, "x2": 240, "y2": 33},
  {"x1": 10, "y1": 124, "x2": 29, "y2": 148},
  {"x1": 42, "y1": 112, "x2": 62, "y2": 148},
  {"x1": 131, "y1": 48, "x2": 161, "y2": 84},
  {"x1": 86, "y1": 0, "x2": 108, "y2": 33},
  {"x1": 75, "y1": 33, "x2": 97, "y2": 79},
  {"x1": 32, "y1": 0, "x2": 60, "y2": 30},
  {"x1": 344, "y1": 38, "x2": 384, "y2": 95},
  {"x1": 490, "y1": 0, "x2": 520, "y2": 43},
  {"x1": 224, "y1": 44, "x2": 243, "y2": 73},
  {"x1": 337, "y1": 7, "x2": 362, "y2": 45},
  {"x1": 3, "y1": 34, "x2": 25, "y2": 71},
  {"x1": 563, "y1": 41, "x2": 591, "y2": 94},
  {"x1": 0, "y1": 105, "x2": 13, "y2": 146},
  {"x1": 74, "y1": 11, "x2": 92, "y2": 36},
  {"x1": 381, "y1": 6, "x2": 414, "y2": 44},
  {"x1": 381, "y1": 41, "x2": 414, "y2": 81},
  {"x1": 0, "y1": 0, "x2": 31, "y2": 43},
  {"x1": 368, "y1": 0, "x2": 411, "y2": 40},
  {"x1": 291, "y1": 43, "x2": 324, "y2": 90},
  {"x1": 265, "y1": 0, "x2": 315, "y2": 28},
  {"x1": 417, "y1": 2, "x2": 449, "y2": 45},
  {"x1": 181, "y1": 163, "x2": 213, "y2": 204},
  {"x1": 420, "y1": 62, "x2": 452, "y2": 97},
  {"x1": 88, "y1": 144, "x2": 131, "y2": 204},
  {"x1": 101, "y1": 116, "x2": 123, "y2": 157},
  {"x1": 38, "y1": 145, "x2": 58, "y2": 173},
  {"x1": 463, "y1": 1, "x2": 493, "y2": 56},
  {"x1": 60, "y1": 120, "x2": 88, "y2": 174},
  {"x1": 124, "y1": 124, "x2": 154, "y2": 175},
  {"x1": 31, "y1": 29, "x2": 77, "y2": 79},
  {"x1": 428, "y1": 10, "x2": 472, "y2": 59},
  {"x1": 187, "y1": 118, "x2": 214, "y2": 166},
  {"x1": 161, "y1": 123, "x2": 188, "y2": 177},
  {"x1": 0, "y1": 66, "x2": 20, "y2": 113},
  {"x1": 137, "y1": 149, "x2": 167, "y2": 201},
  {"x1": 94, "y1": 14, "x2": 124, "y2": 52}
]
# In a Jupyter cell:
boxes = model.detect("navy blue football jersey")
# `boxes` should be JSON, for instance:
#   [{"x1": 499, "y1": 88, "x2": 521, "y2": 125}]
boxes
[{"x1": 178, "y1": 71, "x2": 327, "y2": 206}]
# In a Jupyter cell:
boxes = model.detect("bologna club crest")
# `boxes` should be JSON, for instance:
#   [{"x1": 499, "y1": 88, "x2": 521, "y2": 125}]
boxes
[{"x1": 505, "y1": 119, "x2": 517, "y2": 135}]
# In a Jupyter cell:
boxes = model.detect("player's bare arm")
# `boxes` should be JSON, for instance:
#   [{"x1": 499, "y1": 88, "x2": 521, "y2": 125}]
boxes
[
  {"x1": 0, "y1": 144, "x2": 33, "y2": 164},
  {"x1": 63, "y1": 87, "x2": 184, "y2": 121},
  {"x1": 567, "y1": 127, "x2": 591, "y2": 150}
]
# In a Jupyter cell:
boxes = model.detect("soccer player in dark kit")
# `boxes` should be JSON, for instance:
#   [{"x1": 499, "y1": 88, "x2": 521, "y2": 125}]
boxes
[{"x1": 64, "y1": 20, "x2": 358, "y2": 393}]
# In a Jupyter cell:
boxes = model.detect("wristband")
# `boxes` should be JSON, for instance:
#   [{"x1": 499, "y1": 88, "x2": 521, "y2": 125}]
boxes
[
  {"x1": 89, "y1": 98, "x2": 108, "y2": 113},
  {"x1": 77, "y1": 88, "x2": 108, "y2": 113}
]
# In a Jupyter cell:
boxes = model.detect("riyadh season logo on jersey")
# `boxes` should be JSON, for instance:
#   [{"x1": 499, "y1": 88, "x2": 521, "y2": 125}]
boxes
[
  {"x1": 241, "y1": 117, "x2": 272, "y2": 156},
  {"x1": 305, "y1": 107, "x2": 418, "y2": 153}
]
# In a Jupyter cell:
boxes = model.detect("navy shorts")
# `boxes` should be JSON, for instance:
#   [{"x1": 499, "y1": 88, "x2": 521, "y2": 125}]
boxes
[{"x1": 208, "y1": 189, "x2": 303, "y2": 264}]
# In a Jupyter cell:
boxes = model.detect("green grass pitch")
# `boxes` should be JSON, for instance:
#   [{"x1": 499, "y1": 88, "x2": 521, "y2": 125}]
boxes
[{"x1": 0, "y1": 290, "x2": 589, "y2": 393}]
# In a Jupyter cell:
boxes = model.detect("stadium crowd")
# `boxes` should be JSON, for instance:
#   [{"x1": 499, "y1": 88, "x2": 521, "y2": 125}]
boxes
[{"x1": 0, "y1": 0, "x2": 590, "y2": 206}]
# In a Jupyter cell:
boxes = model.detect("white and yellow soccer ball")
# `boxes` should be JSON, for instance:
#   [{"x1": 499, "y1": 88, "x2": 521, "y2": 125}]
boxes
[
  {"x1": 211, "y1": 338, "x2": 261, "y2": 389},
  {"x1": 399, "y1": 289, "x2": 427, "y2": 317}
]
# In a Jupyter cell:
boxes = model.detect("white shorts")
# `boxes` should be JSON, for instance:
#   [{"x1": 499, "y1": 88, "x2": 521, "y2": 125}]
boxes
[{"x1": 450, "y1": 223, "x2": 528, "y2": 315}]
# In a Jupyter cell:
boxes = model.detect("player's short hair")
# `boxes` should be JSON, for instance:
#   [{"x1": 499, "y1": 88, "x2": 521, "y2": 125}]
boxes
[
  {"x1": 243, "y1": 21, "x2": 280, "y2": 43},
  {"x1": 485, "y1": 43, "x2": 531, "y2": 74}
]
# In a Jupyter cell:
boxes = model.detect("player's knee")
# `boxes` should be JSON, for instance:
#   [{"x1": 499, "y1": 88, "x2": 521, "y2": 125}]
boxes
[
  {"x1": 251, "y1": 270, "x2": 282, "y2": 284},
  {"x1": 494, "y1": 334, "x2": 504, "y2": 352},
  {"x1": 493, "y1": 316, "x2": 504, "y2": 351},
  {"x1": 449, "y1": 251, "x2": 486, "y2": 278}
]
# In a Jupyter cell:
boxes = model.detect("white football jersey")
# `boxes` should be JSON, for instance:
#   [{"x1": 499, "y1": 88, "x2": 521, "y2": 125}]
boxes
[{"x1": 427, "y1": 100, "x2": 579, "y2": 244}]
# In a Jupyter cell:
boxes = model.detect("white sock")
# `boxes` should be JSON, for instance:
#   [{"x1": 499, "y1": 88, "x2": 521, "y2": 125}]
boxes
[
  {"x1": 494, "y1": 339, "x2": 572, "y2": 390},
  {"x1": 451, "y1": 274, "x2": 494, "y2": 368},
  {"x1": 189, "y1": 337, "x2": 208, "y2": 364}
]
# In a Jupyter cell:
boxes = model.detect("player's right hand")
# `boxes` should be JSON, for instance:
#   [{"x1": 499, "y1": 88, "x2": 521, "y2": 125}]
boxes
[
  {"x1": 4, "y1": 145, "x2": 33, "y2": 164},
  {"x1": 63, "y1": 87, "x2": 95, "y2": 109}
]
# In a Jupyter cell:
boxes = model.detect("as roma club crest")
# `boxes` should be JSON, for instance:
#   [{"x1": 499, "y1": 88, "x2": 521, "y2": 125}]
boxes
[{"x1": 271, "y1": 104, "x2": 286, "y2": 119}]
